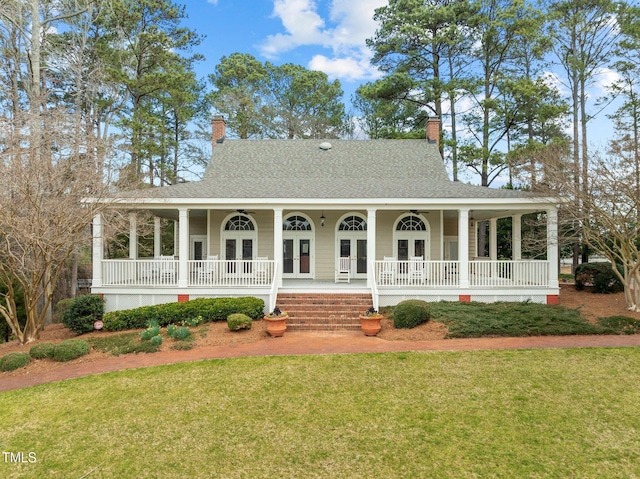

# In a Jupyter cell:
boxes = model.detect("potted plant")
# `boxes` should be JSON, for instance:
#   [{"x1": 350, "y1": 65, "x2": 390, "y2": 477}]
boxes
[
  {"x1": 264, "y1": 307, "x2": 288, "y2": 337},
  {"x1": 359, "y1": 307, "x2": 383, "y2": 336}
]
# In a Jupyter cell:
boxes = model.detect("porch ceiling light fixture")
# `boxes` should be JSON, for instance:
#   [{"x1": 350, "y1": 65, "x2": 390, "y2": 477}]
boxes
[
  {"x1": 470, "y1": 212, "x2": 475, "y2": 227},
  {"x1": 320, "y1": 211, "x2": 326, "y2": 227}
]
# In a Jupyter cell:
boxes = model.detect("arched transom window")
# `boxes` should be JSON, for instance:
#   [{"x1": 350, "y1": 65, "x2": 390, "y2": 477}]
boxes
[
  {"x1": 283, "y1": 215, "x2": 312, "y2": 231},
  {"x1": 225, "y1": 215, "x2": 255, "y2": 231},
  {"x1": 339, "y1": 215, "x2": 367, "y2": 231},
  {"x1": 396, "y1": 216, "x2": 426, "y2": 231}
]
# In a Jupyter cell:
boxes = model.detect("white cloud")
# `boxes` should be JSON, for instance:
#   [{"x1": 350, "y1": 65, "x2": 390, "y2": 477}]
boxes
[
  {"x1": 308, "y1": 52, "x2": 382, "y2": 82},
  {"x1": 207, "y1": 0, "x2": 219, "y2": 4},
  {"x1": 260, "y1": 0, "x2": 387, "y2": 81},
  {"x1": 592, "y1": 67, "x2": 621, "y2": 93}
]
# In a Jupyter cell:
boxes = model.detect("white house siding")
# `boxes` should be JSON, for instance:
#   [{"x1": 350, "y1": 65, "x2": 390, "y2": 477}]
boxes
[
  {"x1": 190, "y1": 217, "x2": 207, "y2": 236},
  {"x1": 206, "y1": 210, "x2": 274, "y2": 259},
  {"x1": 199, "y1": 209, "x2": 447, "y2": 281}
]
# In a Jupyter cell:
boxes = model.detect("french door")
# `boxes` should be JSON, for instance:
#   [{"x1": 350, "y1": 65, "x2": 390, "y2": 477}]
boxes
[
  {"x1": 283, "y1": 237, "x2": 313, "y2": 278},
  {"x1": 338, "y1": 237, "x2": 367, "y2": 279},
  {"x1": 396, "y1": 238, "x2": 427, "y2": 275},
  {"x1": 225, "y1": 237, "x2": 254, "y2": 275}
]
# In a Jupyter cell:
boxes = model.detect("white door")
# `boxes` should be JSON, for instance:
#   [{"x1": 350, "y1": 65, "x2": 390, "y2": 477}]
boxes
[
  {"x1": 224, "y1": 236, "x2": 254, "y2": 276},
  {"x1": 338, "y1": 236, "x2": 367, "y2": 279}
]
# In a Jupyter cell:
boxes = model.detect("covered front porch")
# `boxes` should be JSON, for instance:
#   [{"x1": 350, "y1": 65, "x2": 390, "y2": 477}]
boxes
[{"x1": 91, "y1": 203, "x2": 559, "y2": 312}]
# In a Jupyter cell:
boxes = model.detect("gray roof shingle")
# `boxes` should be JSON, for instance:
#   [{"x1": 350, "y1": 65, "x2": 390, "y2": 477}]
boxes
[{"x1": 118, "y1": 139, "x2": 537, "y2": 200}]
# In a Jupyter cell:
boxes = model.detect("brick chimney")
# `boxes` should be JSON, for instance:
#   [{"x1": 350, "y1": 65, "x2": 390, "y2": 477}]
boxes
[
  {"x1": 212, "y1": 115, "x2": 226, "y2": 148},
  {"x1": 426, "y1": 116, "x2": 440, "y2": 149}
]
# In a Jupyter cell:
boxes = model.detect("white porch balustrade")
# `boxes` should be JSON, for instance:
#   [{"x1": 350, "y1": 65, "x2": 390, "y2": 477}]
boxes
[
  {"x1": 468, "y1": 260, "x2": 549, "y2": 287},
  {"x1": 102, "y1": 259, "x2": 275, "y2": 288},
  {"x1": 373, "y1": 260, "x2": 550, "y2": 288},
  {"x1": 102, "y1": 259, "x2": 180, "y2": 287},
  {"x1": 374, "y1": 260, "x2": 460, "y2": 287}
]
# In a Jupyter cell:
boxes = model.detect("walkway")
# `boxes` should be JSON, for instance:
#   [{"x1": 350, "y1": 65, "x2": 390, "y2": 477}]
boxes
[{"x1": 2, "y1": 333, "x2": 640, "y2": 393}]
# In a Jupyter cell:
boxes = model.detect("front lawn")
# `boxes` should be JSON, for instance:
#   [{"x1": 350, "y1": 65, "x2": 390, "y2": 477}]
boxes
[{"x1": 1, "y1": 348, "x2": 640, "y2": 478}]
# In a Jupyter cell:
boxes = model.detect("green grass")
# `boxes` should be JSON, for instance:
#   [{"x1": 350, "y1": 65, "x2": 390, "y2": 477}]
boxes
[
  {"x1": 429, "y1": 301, "x2": 609, "y2": 338},
  {"x1": 1, "y1": 349, "x2": 640, "y2": 478}
]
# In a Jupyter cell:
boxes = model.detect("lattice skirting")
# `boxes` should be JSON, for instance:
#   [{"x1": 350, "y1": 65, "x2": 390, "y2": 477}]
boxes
[
  {"x1": 378, "y1": 293, "x2": 548, "y2": 307},
  {"x1": 378, "y1": 295, "x2": 459, "y2": 307}
]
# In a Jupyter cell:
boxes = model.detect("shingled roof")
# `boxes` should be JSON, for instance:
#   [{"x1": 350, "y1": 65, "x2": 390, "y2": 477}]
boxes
[{"x1": 118, "y1": 139, "x2": 535, "y2": 200}]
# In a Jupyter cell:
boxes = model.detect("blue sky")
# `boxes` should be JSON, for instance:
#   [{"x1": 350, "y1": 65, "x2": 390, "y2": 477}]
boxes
[{"x1": 182, "y1": 0, "x2": 385, "y2": 107}]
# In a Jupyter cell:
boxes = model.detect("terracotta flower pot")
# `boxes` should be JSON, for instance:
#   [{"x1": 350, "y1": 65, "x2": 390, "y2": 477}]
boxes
[
  {"x1": 264, "y1": 314, "x2": 288, "y2": 337},
  {"x1": 359, "y1": 314, "x2": 382, "y2": 336}
]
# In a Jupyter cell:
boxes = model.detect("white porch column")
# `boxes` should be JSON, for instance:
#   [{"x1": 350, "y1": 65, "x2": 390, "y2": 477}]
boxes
[
  {"x1": 129, "y1": 212, "x2": 137, "y2": 259},
  {"x1": 512, "y1": 214, "x2": 522, "y2": 260},
  {"x1": 547, "y1": 207, "x2": 559, "y2": 288},
  {"x1": 489, "y1": 218, "x2": 498, "y2": 261},
  {"x1": 92, "y1": 213, "x2": 103, "y2": 288},
  {"x1": 367, "y1": 209, "x2": 377, "y2": 288},
  {"x1": 458, "y1": 208, "x2": 470, "y2": 288},
  {"x1": 273, "y1": 208, "x2": 283, "y2": 287},
  {"x1": 178, "y1": 208, "x2": 189, "y2": 287},
  {"x1": 154, "y1": 217, "x2": 161, "y2": 258},
  {"x1": 174, "y1": 220, "x2": 179, "y2": 255}
]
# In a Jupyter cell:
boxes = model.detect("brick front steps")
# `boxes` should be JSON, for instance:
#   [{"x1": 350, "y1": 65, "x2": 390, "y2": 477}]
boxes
[{"x1": 275, "y1": 293, "x2": 373, "y2": 331}]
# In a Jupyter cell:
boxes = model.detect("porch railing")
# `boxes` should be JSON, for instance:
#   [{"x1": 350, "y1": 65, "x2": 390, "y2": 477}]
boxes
[
  {"x1": 102, "y1": 259, "x2": 275, "y2": 288},
  {"x1": 373, "y1": 260, "x2": 460, "y2": 288},
  {"x1": 103, "y1": 259, "x2": 179, "y2": 287},
  {"x1": 188, "y1": 259, "x2": 275, "y2": 287},
  {"x1": 469, "y1": 260, "x2": 549, "y2": 287},
  {"x1": 373, "y1": 260, "x2": 550, "y2": 288}
]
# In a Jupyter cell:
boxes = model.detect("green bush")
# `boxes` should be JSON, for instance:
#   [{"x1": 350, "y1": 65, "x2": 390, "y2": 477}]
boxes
[
  {"x1": 166, "y1": 324, "x2": 177, "y2": 337},
  {"x1": 172, "y1": 326, "x2": 191, "y2": 341},
  {"x1": 29, "y1": 342, "x2": 56, "y2": 359},
  {"x1": 227, "y1": 313, "x2": 252, "y2": 331},
  {"x1": 141, "y1": 322, "x2": 161, "y2": 341},
  {"x1": 393, "y1": 300, "x2": 430, "y2": 329},
  {"x1": 62, "y1": 295, "x2": 105, "y2": 334},
  {"x1": 53, "y1": 339, "x2": 90, "y2": 362},
  {"x1": 0, "y1": 352, "x2": 31, "y2": 371},
  {"x1": 150, "y1": 335, "x2": 163, "y2": 347},
  {"x1": 575, "y1": 262, "x2": 623, "y2": 293},
  {"x1": 102, "y1": 297, "x2": 265, "y2": 331}
]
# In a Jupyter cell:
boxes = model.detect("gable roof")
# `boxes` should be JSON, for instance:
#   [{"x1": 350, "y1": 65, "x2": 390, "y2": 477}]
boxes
[{"x1": 117, "y1": 139, "x2": 537, "y2": 200}]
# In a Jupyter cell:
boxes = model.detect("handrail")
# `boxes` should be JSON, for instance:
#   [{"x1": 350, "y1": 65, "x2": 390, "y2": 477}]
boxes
[
  {"x1": 269, "y1": 262, "x2": 279, "y2": 312},
  {"x1": 371, "y1": 260, "x2": 379, "y2": 310}
]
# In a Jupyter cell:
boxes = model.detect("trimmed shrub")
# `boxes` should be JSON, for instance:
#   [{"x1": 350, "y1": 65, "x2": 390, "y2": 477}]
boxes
[
  {"x1": 150, "y1": 335, "x2": 163, "y2": 347},
  {"x1": 62, "y1": 295, "x2": 105, "y2": 334},
  {"x1": 29, "y1": 342, "x2": 56, "y2": 359},
  {"x1": 393, "y1": 300, "x2": 430, "y2": 329},
  {"x1": 575, "y1": 262, "x2": 624, "y2": 293},
  {"x1": 0, "y1": 352, "x2": 31, "y2": 371},
  {"x1": 227, "y1": 313, "x2": 252, "y2": 331},
  {"x1": 53, "y1": 339, "x2": 90, "y2": 362},
  {"x1": 102, "y1": 297, "x2": 265, "y2": 331}
]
